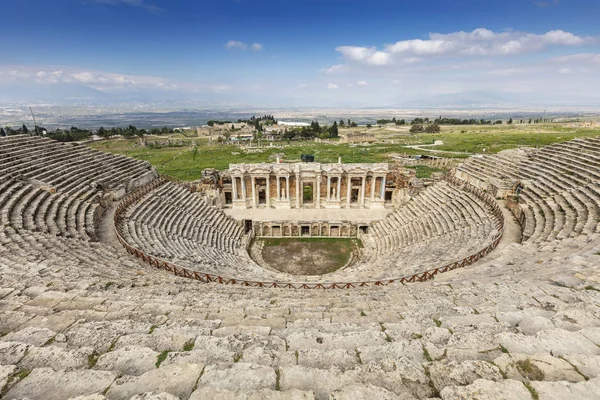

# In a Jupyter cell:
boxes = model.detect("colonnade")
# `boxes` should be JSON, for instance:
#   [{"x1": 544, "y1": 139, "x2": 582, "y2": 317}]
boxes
[{"x1": 229, "y1": 166, "x2": 389, "y2": 209}]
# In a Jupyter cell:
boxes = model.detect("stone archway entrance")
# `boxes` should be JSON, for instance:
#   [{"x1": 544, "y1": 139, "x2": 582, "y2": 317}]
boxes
[{"x1": 303, "y1": 183, "x2": 314, "y2": 204}]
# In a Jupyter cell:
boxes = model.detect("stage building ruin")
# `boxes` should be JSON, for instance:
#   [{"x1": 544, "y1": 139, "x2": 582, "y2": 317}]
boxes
[{"x1": 222, "y1": 162, "x2": 395, "y2": 209}]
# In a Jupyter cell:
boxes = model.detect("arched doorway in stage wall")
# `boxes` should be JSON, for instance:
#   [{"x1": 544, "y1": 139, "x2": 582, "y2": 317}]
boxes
[{"x1": 303, "y1": 183, "x2": 313, "y2": 204}]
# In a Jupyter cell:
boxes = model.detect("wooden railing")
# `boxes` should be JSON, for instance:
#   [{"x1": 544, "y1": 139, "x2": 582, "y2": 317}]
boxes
[{"x1": 113, "y1": 173, "x2": 504, "y2": 289}]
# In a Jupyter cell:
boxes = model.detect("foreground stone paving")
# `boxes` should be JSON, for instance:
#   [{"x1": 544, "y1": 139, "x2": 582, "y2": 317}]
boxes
[{"x1": 1, "y1": 135, "x2": 600, "y2": 399}]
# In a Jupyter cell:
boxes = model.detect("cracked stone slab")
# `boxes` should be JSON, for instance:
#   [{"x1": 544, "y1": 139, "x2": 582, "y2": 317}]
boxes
[
  {"x1": 129, "y1": 392, "x2": 180, "y2": 400},
  {"x1": 440, "y1": 378, "x2": 531, "y2": 400},
  {"x1": 497, "y1": 329, "x2": 600, "y2": 356},
  {"x1": 329, "y1": 383, "x2": 415, "y2": 400},
  {"x1": 19, "y1": 345, "x2": 95, "y2": 371},
  {"x1": 0, "y1": 341, "x2": 31, "y2": 364},
  {"x1": 428, "y1": 360, "x2": 504, "y2": 392},
  {"x1": 531, "y1": 376, "x2": 600, "y2": 399},
  {"x1": 3, "y1": 368, "x2": 117, "y2": 400},
  {"x1": 0, "y1": 311, "x2": 34, "y2": 333},
  {"x1": 564, "y1": 354, "x2": 600, "y2": 379},
  {"x1": 493, "y1": 353, "x2": 585, "y2": 382},
  {"x1": 286, "y1": 330, "x2": 387, "y2": 351},
  {"x1": 295, "y1": 348, "x2": 357, "y2": 370},
  {"x1": 358, "y1": 340, "x2": 424, "y2": 364},
  {"x1": 197, "y1": 362, "x2": 276, "y2": 391},
  {"x1": 190, "y1": 387, "x2": 316, "y2": 400},
  {"x1": 106, "y1": 363, "x2": 204, "y2": 400},
  {"x1": 94, "y1": 346, "x2": 159, "y2": 376},
  {"x1": 3, "y1": 326, "x2": 56, "y2": 346},
  {"x1": 0, "y1": 364, "x2": 17, "y2": 391}
]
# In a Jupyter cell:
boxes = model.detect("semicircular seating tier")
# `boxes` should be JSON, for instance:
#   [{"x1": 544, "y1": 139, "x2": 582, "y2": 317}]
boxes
[
  {"x1": 320, "y1": 180, "x2": 502, "y2": 282},
  {"x1": 115, "y1": 178, "x2": 502, "y2": 283},
  {"x1": 456, "y1": 137, "x2": 600, "y2": 244},
  {"x1": 115, "y1": 180, "x2": 282, "y2": 280},
  {"x1": 1, "y1": 135, "x2": 600, "y2": 399},
  {"x1": 0, "y1": 135, "x2": 157, "y2": 241}
]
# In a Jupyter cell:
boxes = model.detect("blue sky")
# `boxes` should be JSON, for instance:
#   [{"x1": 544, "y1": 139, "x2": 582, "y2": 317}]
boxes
[{"x1": 1, "y1": 0, "x2": 599, "y2": 106}]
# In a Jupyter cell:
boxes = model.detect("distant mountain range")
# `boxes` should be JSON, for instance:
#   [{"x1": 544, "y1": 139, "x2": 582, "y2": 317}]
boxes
[{"x1": 2, "y1": 84, "x2": 600, "y2": 109}]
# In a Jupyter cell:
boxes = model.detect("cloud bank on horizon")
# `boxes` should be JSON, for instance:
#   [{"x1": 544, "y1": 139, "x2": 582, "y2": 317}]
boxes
[{"x1": 1, "y1": 0, "x2": 599, "y2": 107}]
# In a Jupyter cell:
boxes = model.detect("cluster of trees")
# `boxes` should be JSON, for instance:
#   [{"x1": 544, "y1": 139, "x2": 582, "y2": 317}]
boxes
[
  {"x1": 1, "y1": 124, "x2": 175, "y2": 142},
  {"x1": 338, "y1": 119, "x2": 358, "y2": 128},
  {"x1": 409, "y1": 124, "x2": 441, "y2": 133},
  {"x1": 281, "y1": 121, "x2": 339, "y2": 141},
  {"x1": 1, "y1": 124, "x2": 33, "y2": 137},
  {"x1": 238, "y1": 115, "x2": 278, "y2": 125},
  {"x1": 207, "y1": 120, "x2": 232, "y2": 126},
  {"x1": 376, "y1": 118, "x2": 406, "y2": 125}
]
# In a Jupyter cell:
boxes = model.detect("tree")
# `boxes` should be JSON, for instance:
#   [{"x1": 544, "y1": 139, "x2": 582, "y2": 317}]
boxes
[
  {"x1": 22, "y1": 124, "x2": 29, "y2": 134},
  {"x1": 410, "y1": 124, "x2": 425, "y2": 133},
  {"x1": 310, "y1": 121, "x2": 321, "y2": 133},
  {"x1": 0, "y1": 128, "x2": 5, "y2": 137},
  {"x1": 339, "y1": 119, "x2": 345, "y2": 127},
  {"x1": 507, "y1": 118, "x2": 513, "y2": 125},
  {"x1": 329, "y1": 121, "x2": 338, "y2": 138},
  {"x1": 424, "y1": 124, "x2": 440, "y2": 133},
  {"x1": 495, "y1": 120, "x2": 502, "y2": 125},
  {"x1": 191, "y1": 145, "x2": 198, "y2": 161},
  {"x1": 97, "y1": 127, "x2": 110, "y2": 139}
]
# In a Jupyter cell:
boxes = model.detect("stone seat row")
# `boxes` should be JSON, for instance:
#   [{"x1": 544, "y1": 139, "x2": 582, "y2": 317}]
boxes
[
  {"x1": 125, "y1": 182, "x2": 243, "y2": 252},
  {"x1": 1, "y1": 136, "x2": 154, "y2": 195},
  {"x1": 2, "y1": 216, "x2": 600, "y2": 399},
  {"x1": 367, "y1": 181, "x2": 496, "y2": 256},
  {"x1": 457, "y1": 137, "x2": 600, "y2": 245}
]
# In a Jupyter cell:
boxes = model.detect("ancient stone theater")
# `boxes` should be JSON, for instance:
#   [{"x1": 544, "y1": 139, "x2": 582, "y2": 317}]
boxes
[{"x1": 1, "y1": 135, "x2": 599, "y2": 399}]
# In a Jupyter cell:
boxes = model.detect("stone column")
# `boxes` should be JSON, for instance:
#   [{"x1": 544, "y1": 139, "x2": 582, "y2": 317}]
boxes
[
  {"x1": 337, "y1": 177, "x2": 341, "y2": 200},
  {"x1": 276, "y1": 176, "x2": 281, "y2": 200},
  {"x1": 296, "y1": 173, "x2": 301, "y2": 208},
  {"x1": 381, "y1": 176, "x2": 386, "y2": 199},
  {"x1": 286, "y1": 176, "x2": 290, "y2": 201},
  {"x1": 360, "y1": 175, "x2": 366, "y2": 206},
  {"x1": 251, "y1": 176, "x2": 256, "y2": 208},
  {"x1": 370, "y1": 175, "x2": 376, "y2": 201},
  {"x1": 346, "y1": 175, "x2": 352, "y2": 208},
  {"x1": 326, "y1": 176, "x2": 331, "y2": 201},
  {"x1": 316, "y1": 174, "x2": 321, "y2": 208},
  {"x1": 266, "y1": 175, "x2": 270, "y2": 207},
  {"x1": 232, "y1": 176, "x2": 238, "y2": 201},
  {"x1": 241, "y1": 176, "x2": 247, "y2": 201}
]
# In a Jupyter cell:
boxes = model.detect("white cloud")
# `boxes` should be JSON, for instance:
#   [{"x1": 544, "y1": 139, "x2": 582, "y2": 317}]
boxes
[
  {"x1": 226, "y1": 41, "x2": 263, "y2": 51},
  {"x1": 336, "y1": 46, "x2": 391, "y2": 66},
  {"x1": 0, "y1": 65, "x2": 231, "y2": 95},
  {"x1": 327, "y1": 83, "x2": 338, "y2": 89},
  {"x1": 323, "y1": 64, "x2": 345, "y2": 74},
  {"x1": 226, "y1": 40, "x2": 248, "y2": 50},
  {"x1": 336, "y1": 28, "x2": 594, "y2": 67},
  {"x1": 551, "y1": 53, "x2": 600, "y2": 64},
  {"x1": 357, "y1": 80, "x2": 368, "y2": 86}
]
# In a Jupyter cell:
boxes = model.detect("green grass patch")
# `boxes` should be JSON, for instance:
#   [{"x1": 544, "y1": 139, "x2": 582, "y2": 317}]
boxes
[
  {"x1": 87, "y1": 124, "x2": 600, "y2": 181},
  {"x1": 258, "y1": 237, "x2": 360, "y2": 275},
  {"x1": 155, "y1": 350, "x2": 170, "y2": 368}
]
